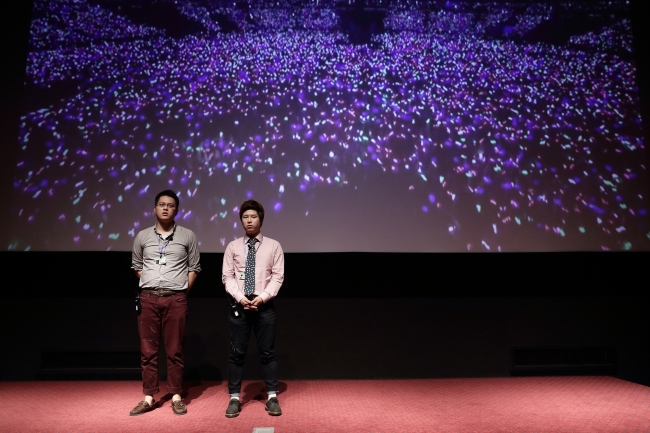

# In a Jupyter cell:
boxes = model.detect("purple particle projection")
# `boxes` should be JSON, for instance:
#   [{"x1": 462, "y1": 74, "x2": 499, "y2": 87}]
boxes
[{"x1": 9, "y1": 0, "x2": 649, "y2": 252}]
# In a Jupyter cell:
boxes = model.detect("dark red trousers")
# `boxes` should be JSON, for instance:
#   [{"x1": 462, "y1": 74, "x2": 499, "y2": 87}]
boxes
[{"x1": 138, "y1": 290, "x2": 187, "y2": 396}]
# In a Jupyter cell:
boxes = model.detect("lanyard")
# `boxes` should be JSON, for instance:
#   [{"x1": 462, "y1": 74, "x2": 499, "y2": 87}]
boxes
[
  {"x1": 157, "y1": 235, "x2": 170, "y2": 258},
  {"x1": 155, "y1": 225, "x2": 176, "y2": 258}
]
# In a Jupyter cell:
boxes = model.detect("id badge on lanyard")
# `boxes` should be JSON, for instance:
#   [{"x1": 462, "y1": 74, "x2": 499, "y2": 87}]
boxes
[{"x1": 157, "y1": 235, "x2": 170, "y2": 265}]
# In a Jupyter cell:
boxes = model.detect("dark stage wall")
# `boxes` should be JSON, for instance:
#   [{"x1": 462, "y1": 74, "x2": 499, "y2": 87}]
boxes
[
  {"x1": 1, "y1": 1, "x2": 650, "y2": 388},
  {"x1": 1, "y1": 251, "x2": 649, "y2": 386}
]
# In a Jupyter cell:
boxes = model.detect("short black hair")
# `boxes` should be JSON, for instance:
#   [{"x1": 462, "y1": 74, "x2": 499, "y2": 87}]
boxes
[
  {"x1": 155, "y1": 189, "x2": 179, "y2": 208},
  {"x1": 239, "y1": 200, "x2": 265, "y2": 226}
]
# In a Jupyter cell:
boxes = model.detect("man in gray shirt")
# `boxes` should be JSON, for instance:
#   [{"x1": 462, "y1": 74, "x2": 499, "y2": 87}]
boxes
[{"x1": 130, "y1": 189, "x2": 201, "y2": 416}]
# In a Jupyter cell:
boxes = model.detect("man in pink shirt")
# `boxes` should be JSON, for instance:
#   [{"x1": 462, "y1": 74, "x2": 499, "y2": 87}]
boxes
[{"x1": 222, "y1": 200, "x2": 284, "y2": 418}]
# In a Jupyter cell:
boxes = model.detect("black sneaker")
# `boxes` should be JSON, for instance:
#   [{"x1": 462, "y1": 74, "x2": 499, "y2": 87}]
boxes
[
  {"x1": 225, "y1": 399, "x2": 241, "y2": 418},
  {"x1": 265, "y1": 397, "x2": 282, "y2": 416}
]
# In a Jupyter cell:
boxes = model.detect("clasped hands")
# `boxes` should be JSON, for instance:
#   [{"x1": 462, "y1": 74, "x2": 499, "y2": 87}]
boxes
[{"x1": 239, "y1": 295, "x2": 263, "y2": 311}]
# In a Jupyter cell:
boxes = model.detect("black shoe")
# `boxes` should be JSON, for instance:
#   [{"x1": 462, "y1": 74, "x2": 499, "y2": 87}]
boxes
[
  {"x1": 225, "y1": 398, "x2": 241, "y2": 418},
  {"x1": 265, "y1": 397, "x2": 282, "y2": 416}
]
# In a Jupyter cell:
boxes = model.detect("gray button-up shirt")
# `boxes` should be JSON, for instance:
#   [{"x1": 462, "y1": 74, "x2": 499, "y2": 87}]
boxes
[{"x1": 132, "y1": 225, "x2": 201, "y2": 290}]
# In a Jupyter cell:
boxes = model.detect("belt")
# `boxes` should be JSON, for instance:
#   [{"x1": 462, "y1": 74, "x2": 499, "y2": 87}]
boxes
[{"x1": 141, "y1": 289, "x2": 184, "y2": 297}]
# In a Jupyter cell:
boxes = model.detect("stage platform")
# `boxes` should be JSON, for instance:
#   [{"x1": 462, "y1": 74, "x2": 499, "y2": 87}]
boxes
[{"x1": 1, "y1": 377, "x2": 649, "y2": 432}]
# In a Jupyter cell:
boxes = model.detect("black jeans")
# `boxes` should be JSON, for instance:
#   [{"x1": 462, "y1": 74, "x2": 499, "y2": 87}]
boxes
[{"x1": 228, "y1": 299, "x2": 278, "y2": 396}]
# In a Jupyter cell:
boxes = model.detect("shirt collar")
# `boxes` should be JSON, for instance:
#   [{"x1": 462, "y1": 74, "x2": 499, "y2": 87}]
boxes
[
  {"x1": 244, "y1": 234, "x2": 263, "y2": 244},
  {"x1": 154, "y1": 224, "x2": 176, "y2": 240}
]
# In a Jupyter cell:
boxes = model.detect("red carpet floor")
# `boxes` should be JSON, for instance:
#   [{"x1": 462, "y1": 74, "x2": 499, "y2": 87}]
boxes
[{"x1": 1, "y1": 377, "x2": 649, "y2": 432}]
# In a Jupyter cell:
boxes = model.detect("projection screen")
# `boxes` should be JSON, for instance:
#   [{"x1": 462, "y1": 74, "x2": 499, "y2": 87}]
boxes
[{"x1": 8, "y1": 0, "x2": 649, "y2": 252}]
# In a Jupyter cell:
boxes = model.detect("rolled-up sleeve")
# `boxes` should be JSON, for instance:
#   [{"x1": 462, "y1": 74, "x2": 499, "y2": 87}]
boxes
[
  {"x1": 187, "y1": 231, "x2": 201, "y2": 273},
  {"x1": 131, "y1": 231, "x2": 144, "y2": 271}
]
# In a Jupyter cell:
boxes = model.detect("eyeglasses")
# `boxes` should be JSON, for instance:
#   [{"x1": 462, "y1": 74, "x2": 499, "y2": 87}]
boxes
[{"x1": 156, "y1": 203, "x2": 177, "y2": 209}]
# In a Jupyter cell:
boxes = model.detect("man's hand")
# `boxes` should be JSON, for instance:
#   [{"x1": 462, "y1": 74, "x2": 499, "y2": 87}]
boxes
[
  {"x1": 187, "y1": 271, "x2": 198, "y2": 293},
  {"x1": 239, "y1": 297, "x2": 253, "y2": 310},
  {"x1": 240, "y1": 296, "x2": 263, "y2": 311},
  {"x1": 249, "y1": 296, "x2": 263, "y2": 310}
]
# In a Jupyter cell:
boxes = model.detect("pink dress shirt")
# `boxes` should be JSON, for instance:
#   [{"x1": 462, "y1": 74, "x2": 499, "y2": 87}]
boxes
[{"x1": 222, "y1": 234, "x2": 284, "y2": 304}]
